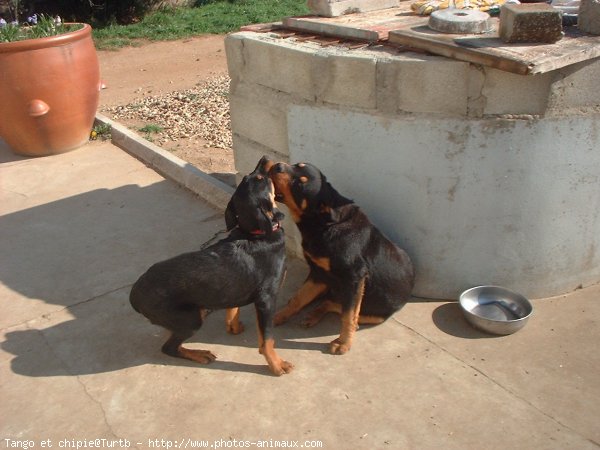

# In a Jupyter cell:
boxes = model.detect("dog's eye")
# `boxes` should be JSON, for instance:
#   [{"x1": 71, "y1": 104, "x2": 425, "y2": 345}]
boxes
[{"x1": 257, "y1": 175, "x2": 263, "y2": 180}]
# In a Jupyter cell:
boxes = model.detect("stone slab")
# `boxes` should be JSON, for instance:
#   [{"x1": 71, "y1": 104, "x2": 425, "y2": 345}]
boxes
[
  {"x1": 376, "y1": 58, "x2": 471, "y2": 115},
  {"x1": 388, "y1": 22, "x2": 600, "y2": 75},
  {"x1": 2, "y1": 252, "x2": 599, "y2": 448},
  {"x1": 283, "y1": 6, "x2": 425, "y2": 41},
  {"x1": 397, "y1": 283, "x2": 600, "y2": 444},
  {"x1": 428, "y1": 8, "x2": 491, "y2": 34},
  {"x1": 578, "y1": 0, "x2": 600, "y2": 35},
  {"x1": 499, "y1": 3, "x2": 563, "y2": 43}
]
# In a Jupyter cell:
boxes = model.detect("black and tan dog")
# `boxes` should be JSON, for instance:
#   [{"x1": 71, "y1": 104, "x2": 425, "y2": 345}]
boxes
[
  {"x1": 130, "y1": 157, "x2": 293, "y2": 376},
  {"x1": 269, "y1": 161, "x2": 414, "y2": 355}
]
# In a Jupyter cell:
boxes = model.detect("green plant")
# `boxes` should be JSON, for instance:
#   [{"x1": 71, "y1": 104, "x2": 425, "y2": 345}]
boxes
[
  {"x1": 92, "y1": 0, "x2": 309, "y2": 49},
  {"x1": 0, "y1": 13, "x2": 82, "y2": 43},
  {"x1": 2, "y1": 0, "x2": 164, "y2": 26},
  {"x1": 90, "y1": 123, "x2": 112, "y2": 141},
  {"x1": 139, "y1": 124, "x2": 163, "y2": 134}
]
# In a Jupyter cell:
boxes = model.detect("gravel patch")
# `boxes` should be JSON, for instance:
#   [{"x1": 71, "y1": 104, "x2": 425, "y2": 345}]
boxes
[{"x1": 102, "y1": 75, "x2": 232, "y2": 149}]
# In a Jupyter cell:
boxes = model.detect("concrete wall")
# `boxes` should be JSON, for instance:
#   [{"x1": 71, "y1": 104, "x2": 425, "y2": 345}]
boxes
[{"x1": 225, "y1": 31, "x2": 600, "y2": 299}]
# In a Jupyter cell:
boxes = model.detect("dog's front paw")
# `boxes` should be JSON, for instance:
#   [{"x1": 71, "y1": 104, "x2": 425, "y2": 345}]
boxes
[
  {"x1": 269, "y1": 359, "x2": 294, "y2": 376},
  {"x1": 180, "y1": 348, "x2": 217, "y2": 364},
  {"x1": 329, "y1": 338, "x2": 351, "y2": 355},
  {"x1": 226, "y1": 321, "x2": 245, "y2": 335}
]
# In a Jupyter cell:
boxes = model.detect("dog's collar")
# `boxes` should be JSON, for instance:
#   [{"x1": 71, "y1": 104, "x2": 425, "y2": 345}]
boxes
[{"x1": 249, "y1": 222, "x2": 281, "y2": 235}]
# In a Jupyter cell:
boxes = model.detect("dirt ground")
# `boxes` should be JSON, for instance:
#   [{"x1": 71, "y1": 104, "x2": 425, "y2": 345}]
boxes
[{"x1": 97, "y1": 35, "x2": 236, "y2": 184}]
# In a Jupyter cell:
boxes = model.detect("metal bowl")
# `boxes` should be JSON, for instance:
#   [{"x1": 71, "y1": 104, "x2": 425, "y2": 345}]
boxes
[{"x1": 459, "y1": 286, "x2": 533, "y2": 335}]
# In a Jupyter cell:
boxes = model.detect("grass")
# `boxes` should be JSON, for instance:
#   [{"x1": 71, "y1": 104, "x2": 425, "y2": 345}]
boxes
[
  {"x1": 139, "y1": 124, "x2": 163, "y2": 143},
  {"x1": 139, "y1": 124, "x2": 164, "y2": 134},
  {"x1": 0, "y1": 14, "x2": 82, "y2": 43},
  {"x1": 92, "y1": 0, "x2": 309, "y2": 50}
]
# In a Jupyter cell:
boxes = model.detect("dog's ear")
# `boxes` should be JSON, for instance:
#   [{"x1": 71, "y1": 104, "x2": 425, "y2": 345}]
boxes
[
  {"x1": 318, "y1": 179, "x2": 352, "y2": 223},
  {"x1": 225, "y1": 199, "x2": 238, "y2": 231},
  {"x1": 317, "y1": 179, "x2": 337, "y2": 221},
  {"x1": 254, "y1": 155, "x2": 272, "y2": 175}
]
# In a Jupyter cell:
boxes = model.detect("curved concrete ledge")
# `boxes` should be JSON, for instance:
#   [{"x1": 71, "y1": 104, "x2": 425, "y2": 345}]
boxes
[
  {"x1": 95, "y1": 113, "x2": 234, "y2": 211},
  {"x1": 288, "y1": 106, "x2": 600, "y2": 298},
  {"x1": 226, "y1": 31, "x2": 600, "y2": 299}
]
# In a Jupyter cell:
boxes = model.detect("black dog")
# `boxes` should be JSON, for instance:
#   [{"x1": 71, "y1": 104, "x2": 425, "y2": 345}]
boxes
[
  {"x1": 130, "y1": 157, "x2": 293, "y2": 376},
  {"x1": 269, "y1": 161, "x2": 414, "y2": 355}
]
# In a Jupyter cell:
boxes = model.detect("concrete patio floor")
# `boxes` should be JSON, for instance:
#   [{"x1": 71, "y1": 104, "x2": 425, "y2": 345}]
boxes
[{"x1": 1, "y1": 138, "x2": 599, "y2": 450}]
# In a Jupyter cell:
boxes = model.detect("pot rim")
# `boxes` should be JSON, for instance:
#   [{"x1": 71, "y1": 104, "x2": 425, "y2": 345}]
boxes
[{"x1": 0, "y1": 23, "x2": 91, "y2": 54}]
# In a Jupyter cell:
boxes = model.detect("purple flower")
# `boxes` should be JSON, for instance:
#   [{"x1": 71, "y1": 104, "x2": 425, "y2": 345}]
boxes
[
  {"x1": 27, "y1": 14, "x2": 38, "y2": 25},
  {"x1": 55, "y1": 16, "x2": 62, "y2": 25},
  {"x1": 0, "y1": 18, "x2": 6, "y2": 28}
]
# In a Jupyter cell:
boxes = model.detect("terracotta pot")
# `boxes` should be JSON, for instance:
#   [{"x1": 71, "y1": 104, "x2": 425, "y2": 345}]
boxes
[{"x1": 0, "y1": 24, "x2": 100, "y2": 156}]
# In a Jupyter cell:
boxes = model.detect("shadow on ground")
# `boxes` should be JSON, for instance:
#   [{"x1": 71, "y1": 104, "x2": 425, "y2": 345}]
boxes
[
  {"x1": 431, "y1": 303, "x2": 500, "y2": 339},
  {"x1": 1, "y1": 152, "x2": 472, "y2": 380},
  {"x1": 0, "y1": 176, "x2": 369, "y2": 378}
]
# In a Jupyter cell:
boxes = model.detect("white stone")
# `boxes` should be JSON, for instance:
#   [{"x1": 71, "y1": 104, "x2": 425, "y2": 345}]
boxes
[
  {"x1": 482, "y1": 68, "x2": 553, "y2": 115},
  {"x1": 578, "y1": 0, "x2": 600, "y2": 35},
  {"x1": 547, "y1": 58, "x2": 600, "y2": 112},
  {"x1": 242, "y1": 35, "x2": 321, "y2": 100},
  {"x1": 315, "y1": 51, "x2": 377, "y2": 108},
  {"x1": 393, "y1": 59, "x2": 471, "y2": 115},
  {"x1": 229, "y1": 85, "x2": 290, "y2": 154}
]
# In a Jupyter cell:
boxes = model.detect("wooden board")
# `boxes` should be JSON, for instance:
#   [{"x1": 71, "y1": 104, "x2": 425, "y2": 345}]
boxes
[
  {"x1": 280, "y1": 3, "x2": 600, "y2": 75},
  {"x1": 283, "y1": 7, "x2": 426, "y2": 42},
  {"x1": 388, "y1": 21, "x2": 600, "y2": 75}
]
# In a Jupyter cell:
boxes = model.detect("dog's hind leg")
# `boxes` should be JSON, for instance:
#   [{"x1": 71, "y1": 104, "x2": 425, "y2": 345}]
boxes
[
  {"x1": 225, "y1": 307, "x2": 245, "y2": 335},
  {"x1": 162, "y1": 331, "x2": 216, "y2": 364}
]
